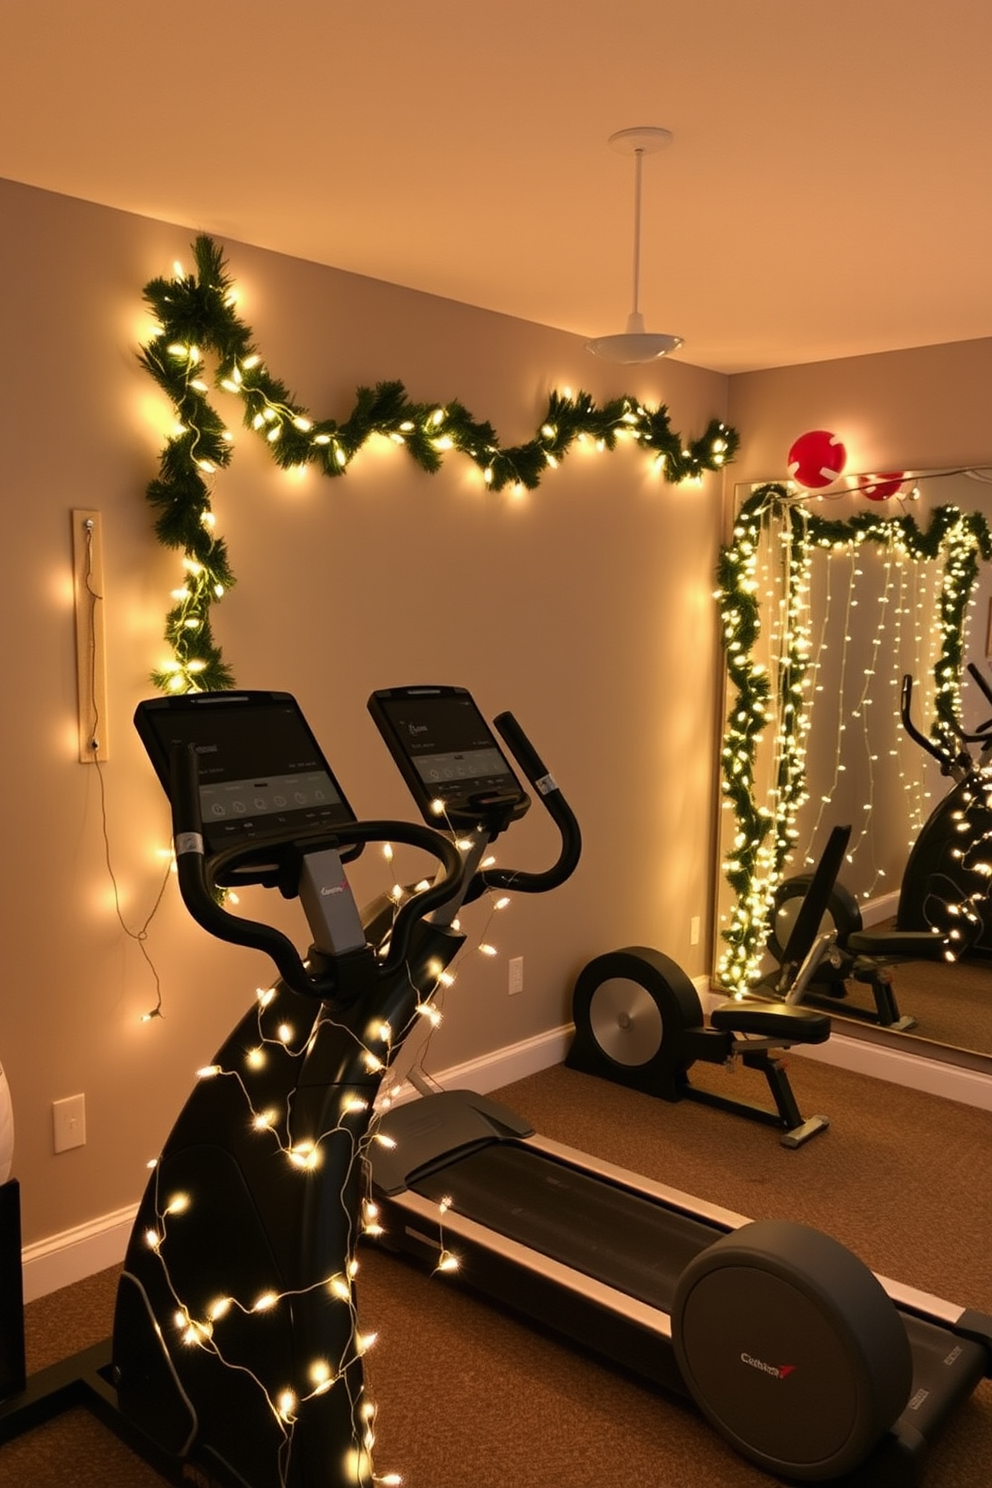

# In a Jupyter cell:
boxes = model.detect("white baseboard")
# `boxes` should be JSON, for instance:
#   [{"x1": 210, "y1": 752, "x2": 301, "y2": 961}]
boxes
[
  {"x1": 792, "y1": 1027, "x2": 992, "y2": 1109},
  {"x1": 22, "y1": 1204, "x2": 138, "y2": 1303},
  {"x1": 22, "y1": 998, "x2": 989, "y2": 1302},
  {"x1": 701, "y1": 990, "x2": 992, "y2": 1111},
  {"x1": 387, "y1": 1022, "x2": 574, "y2": 1105},
  {"x1": 861, "y1": 890, "x2": 899, "y2": 926}
]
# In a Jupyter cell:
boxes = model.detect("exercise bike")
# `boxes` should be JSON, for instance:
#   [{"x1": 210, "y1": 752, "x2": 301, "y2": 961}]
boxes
[
  {"x1": 365, "y1": 685, "x2": 992, "y2": 1486},
  {"x1": 0, "y1": 689, "x2": 472, "y2": 1488}
]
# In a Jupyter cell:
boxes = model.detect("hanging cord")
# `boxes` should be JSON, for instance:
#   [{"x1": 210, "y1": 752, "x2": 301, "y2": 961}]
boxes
[{"x1": 81, "y1": 518, "x2": 171, "y2": 1019}]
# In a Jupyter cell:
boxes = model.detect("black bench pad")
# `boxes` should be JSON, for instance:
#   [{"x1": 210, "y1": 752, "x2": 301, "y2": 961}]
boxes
[
  {"x1": 710, "y1": 999, "x2": 831, "y2": 1044},
  {"x1": 847, "y1": 928, "x2": 948, "y2": 960}
]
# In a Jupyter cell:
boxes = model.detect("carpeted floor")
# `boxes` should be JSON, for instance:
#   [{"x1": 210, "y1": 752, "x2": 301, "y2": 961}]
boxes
[{"x1": 5, "y1": 1052, "x2": 992, "y2": 1487}]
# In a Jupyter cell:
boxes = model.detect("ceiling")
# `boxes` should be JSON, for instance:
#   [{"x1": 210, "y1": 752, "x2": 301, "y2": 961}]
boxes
[{"x1": 2, "y1": 1, "x2": 990, "y2": 373}]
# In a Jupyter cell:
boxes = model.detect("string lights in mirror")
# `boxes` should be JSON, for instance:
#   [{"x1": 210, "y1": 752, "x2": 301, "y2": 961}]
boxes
[{"x1": 715, "y1": 481, "x2": 992, "y2": 994}]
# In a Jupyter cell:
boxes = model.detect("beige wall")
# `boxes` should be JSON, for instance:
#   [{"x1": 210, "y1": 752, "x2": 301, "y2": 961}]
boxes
[
  {"x1": 728, "y1": 338, "x2": 992, "y2": 486},
  {"x1": 0, "y1": 180, "x2": 729, "y2": 1243},
  {"x1": 2, "y1": 175, "x2": 989, "y2": 1248}
]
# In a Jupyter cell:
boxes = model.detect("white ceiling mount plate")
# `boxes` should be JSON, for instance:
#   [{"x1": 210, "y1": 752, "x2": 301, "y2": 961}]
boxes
[{"x1": 608, "y1": 126, "x2": 673, "y2": 156}]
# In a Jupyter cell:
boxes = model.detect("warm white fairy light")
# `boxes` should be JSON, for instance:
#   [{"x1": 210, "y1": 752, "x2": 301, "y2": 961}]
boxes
[
  {"x1": 288, "y1": 1141, "x2": 321, "y2": 1171},
  {"x1": 131, "y1": 962, "x2": 412, "y2": 1488}
]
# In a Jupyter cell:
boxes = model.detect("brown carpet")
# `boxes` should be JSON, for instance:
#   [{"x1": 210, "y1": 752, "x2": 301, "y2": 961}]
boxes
[
  {"x1": 864, "y1": 951, "x2": 992, "y2": 1053},
  {"x1": 6, "y1": 1054, "x2": 992, "y2": 1488}
]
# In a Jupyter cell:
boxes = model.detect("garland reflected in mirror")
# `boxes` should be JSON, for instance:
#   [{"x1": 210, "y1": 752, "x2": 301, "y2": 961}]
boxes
[{"x1": 713, "y1": 466, "x2": 992, "y2": 1071}]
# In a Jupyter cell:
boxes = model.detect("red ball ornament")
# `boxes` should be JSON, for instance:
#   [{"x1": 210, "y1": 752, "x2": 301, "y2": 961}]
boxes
[
  {"x1": 787, "y1": 430, "x2": 847, "y2": 489},
  {"x1": 861, "y1": 472, "x2": 905, "y2": 502}
]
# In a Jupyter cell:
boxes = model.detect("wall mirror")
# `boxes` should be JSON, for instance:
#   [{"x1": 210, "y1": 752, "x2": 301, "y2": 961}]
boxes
[{"x1": 713, "y1": 465, "x2": 992, "y2": 1072}]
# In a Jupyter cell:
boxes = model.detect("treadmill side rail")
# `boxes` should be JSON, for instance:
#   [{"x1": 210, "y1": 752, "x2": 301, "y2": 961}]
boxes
[
  {"x1": 375, "y1": 1088, "x2": 755, "y2": 1233},
  {"x1": 526, "y1": 1132, "x2": 752, "y2": 1235},
  {"x1": 873, "y1": 1274, "x2": 992, "y2": 1339},
  {"x1": 396, "y1": 1191, "x2": 674, "y2": 1340},
  {"x1": 377, "y1": 1189, "x2": 686, "y2": 1397}
]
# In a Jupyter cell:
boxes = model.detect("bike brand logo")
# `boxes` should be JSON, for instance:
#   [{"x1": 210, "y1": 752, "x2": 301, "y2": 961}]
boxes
[{"x1": 741, "y1": 1352, "x2": 797, "y2": 1380}]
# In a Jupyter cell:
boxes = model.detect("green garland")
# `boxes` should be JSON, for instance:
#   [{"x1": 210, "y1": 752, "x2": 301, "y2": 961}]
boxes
[
  {"x1": 140, "y1": 235, "x2": 740, "y2": 692},
  {"x1": 716, "y1": 482, "x2": 992, "y2": 992}
]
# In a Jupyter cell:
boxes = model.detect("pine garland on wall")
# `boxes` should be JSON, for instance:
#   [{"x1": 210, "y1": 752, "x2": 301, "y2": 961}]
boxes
[
  {"x1": 715, "y1": 481, "x2": 992, "y2": 992},
  {"x1": 139, "y1": 235, "x2": 739, "y2": 692}
]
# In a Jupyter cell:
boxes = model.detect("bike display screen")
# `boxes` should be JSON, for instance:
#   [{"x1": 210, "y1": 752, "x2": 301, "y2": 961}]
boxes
[
  {"x1": 135, "y1": 692, "x2": 358, "y2": 865},
  {"x1": 369, "y1": 686, "x2": 528, "y2": 828}
]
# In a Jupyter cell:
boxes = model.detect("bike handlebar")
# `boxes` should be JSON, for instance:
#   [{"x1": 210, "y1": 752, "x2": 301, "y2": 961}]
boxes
[
  {"x1": 463, "y1": 711, "x2": 581, "y2": 899},
  {"x1": 170, "y1": 743, "x2": 465, "y2": 1006},
  {"x1": 900, "y1": 673, "x2": 991, "y2": 773}
]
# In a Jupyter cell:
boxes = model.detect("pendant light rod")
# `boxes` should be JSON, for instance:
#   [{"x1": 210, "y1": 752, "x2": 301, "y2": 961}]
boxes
[
  {"x1": 586, "y1": 126, "x2": 682, "y2": 364},
  {"x1": 631, "y1": 144, "x2": 645, "y2": 320},
  {"x1": 611, "y1": 125, "x2": 672, "y2": 320}
]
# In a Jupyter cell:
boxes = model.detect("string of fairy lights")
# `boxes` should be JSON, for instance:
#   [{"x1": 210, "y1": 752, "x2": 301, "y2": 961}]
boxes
[
  {"x1": 716, "y1": 481, "x2": 992, "y2": 993},
  {"x1": 143, "y1": 972, "x2": 400, "y2": 1486},
  {"x1": 136, "y1": 819, "x2": 508, "y2": 1486},
  {"x1": 140, "y1": 235, "x2": 738, "y2": 694}
]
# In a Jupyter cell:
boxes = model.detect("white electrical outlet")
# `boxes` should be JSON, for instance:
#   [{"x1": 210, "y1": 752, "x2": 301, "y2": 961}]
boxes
[
  {"x1": 53, "y1": 1094, "x2": 87, "y2": 1153},
  {"x1": 508, "y1": 956, "x2": 524, "y2": 995}
]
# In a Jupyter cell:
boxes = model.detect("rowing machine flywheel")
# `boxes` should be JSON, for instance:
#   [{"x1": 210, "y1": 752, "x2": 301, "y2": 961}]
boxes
[{"x1": 566, "y1": 946, "x2": 704, "y2": 1098}]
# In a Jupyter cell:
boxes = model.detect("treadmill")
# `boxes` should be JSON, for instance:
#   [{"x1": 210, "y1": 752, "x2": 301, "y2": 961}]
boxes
[{"x1": 366, "y1": 684, "x2": 992, "y2": 1486}]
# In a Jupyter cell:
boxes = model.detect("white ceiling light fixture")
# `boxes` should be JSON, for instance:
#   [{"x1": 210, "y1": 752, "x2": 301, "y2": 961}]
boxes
[{"x1": 586, "y1": 126, "x2": 684, "y2": 364}]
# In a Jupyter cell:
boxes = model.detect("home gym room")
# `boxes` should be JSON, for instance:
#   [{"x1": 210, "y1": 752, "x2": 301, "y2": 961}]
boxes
[{"x1": 1, "y1": 4, "x2": 990, "y2": 1486}]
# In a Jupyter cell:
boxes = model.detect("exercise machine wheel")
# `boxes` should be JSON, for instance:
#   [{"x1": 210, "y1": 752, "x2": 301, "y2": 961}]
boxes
[
  {"x1": 672, "y1": 1219, "x2": 913, "y2": 1481},
  {"x1": 568, "y1": 947, "x2": 702, "y2": 1097},
  {"x1": 768, "y1": 875, "x2": 862, "y2": 980}
]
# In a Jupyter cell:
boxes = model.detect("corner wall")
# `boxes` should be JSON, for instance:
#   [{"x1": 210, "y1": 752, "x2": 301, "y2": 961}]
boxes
[
  {"x1": 0, "y1": 179, "x2": 729, "y2": 1245},
  {"x1": 728, "y1": 338, "x2": 992, "y2": 485}
]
